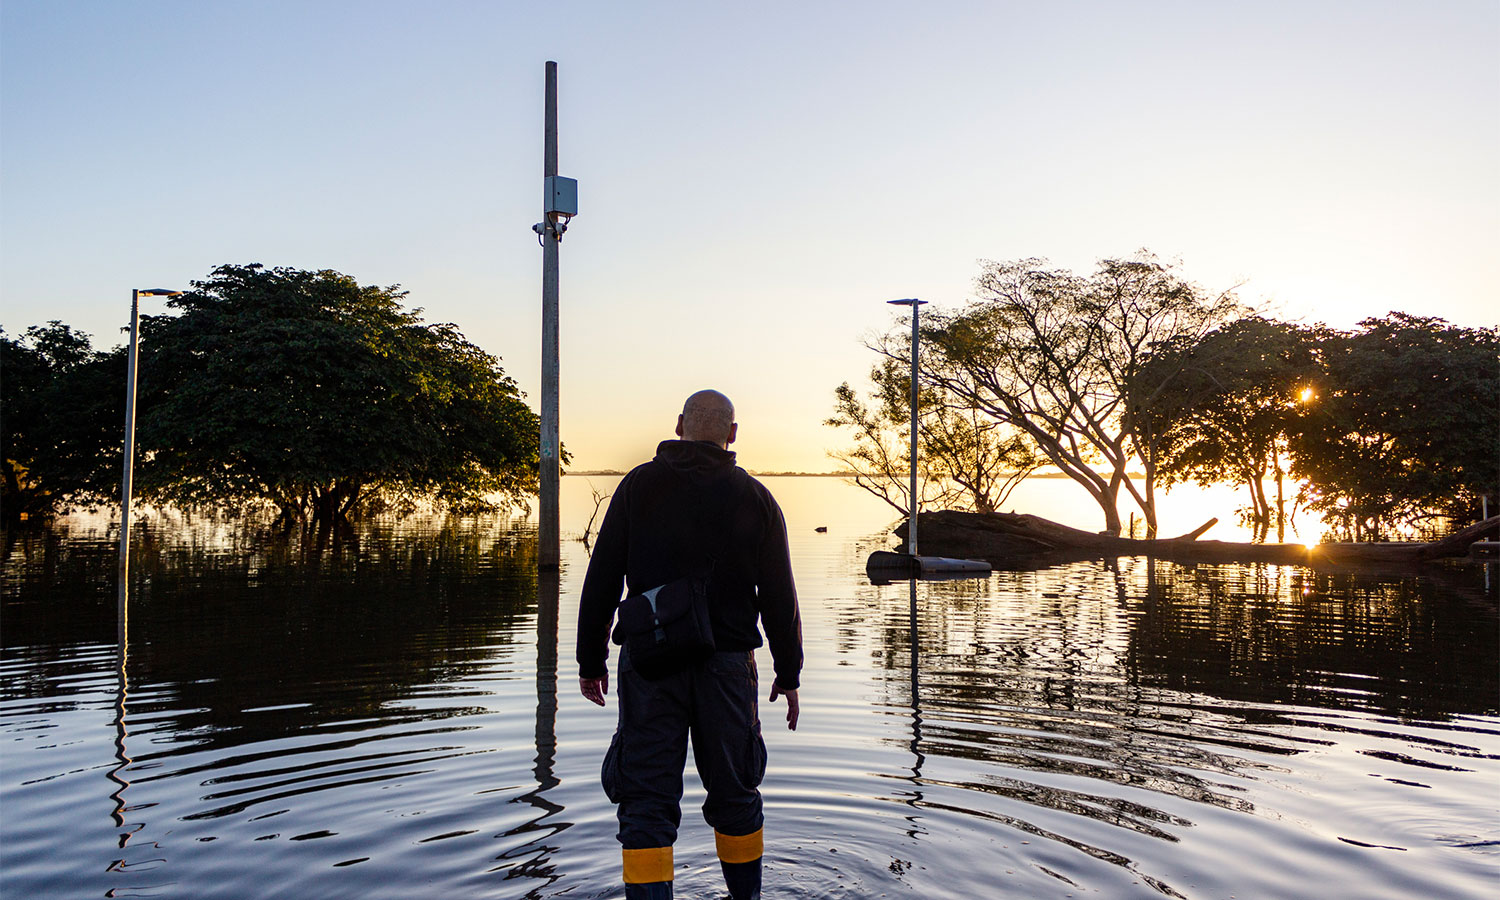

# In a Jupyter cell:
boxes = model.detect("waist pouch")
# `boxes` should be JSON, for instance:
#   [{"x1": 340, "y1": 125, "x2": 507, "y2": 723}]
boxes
[{"x1": 614, "y1": 572, "x2": 715, "y2": 680}]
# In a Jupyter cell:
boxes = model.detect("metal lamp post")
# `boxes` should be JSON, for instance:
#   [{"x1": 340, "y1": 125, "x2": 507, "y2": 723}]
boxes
[
  {"x1": 113, "y1": 286, "x2": 180, "y2": 834},
  {"x1": 865, "y1": 298, "x2": 990, "y2": 581},
  {"x1": 118, "y1": 288, "x2": 182, "y2": 584},
  {"x1": 887, "y1": 299, "x2": 927, "y2": 556}
]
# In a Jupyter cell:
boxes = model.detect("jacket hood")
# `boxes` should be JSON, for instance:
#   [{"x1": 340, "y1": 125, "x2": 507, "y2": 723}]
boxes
[{"x1": 654, "y1": 440, "x2": 738, "y2": 485}]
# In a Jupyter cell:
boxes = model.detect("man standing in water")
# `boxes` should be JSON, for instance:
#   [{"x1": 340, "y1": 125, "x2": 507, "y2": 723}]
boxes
[{"x1": 577, "y1": 389, "x2": 803, "y2": 900}]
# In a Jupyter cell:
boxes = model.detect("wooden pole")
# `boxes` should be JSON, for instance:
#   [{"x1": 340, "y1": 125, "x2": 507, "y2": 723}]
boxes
[{"x1": 539, "y1": 61, "x2": 561, "y2": 568}]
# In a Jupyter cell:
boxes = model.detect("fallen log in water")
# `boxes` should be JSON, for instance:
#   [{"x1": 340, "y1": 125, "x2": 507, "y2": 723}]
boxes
[{"x1": 895, "y1": 511, "x2": 1500, "y2": 568}]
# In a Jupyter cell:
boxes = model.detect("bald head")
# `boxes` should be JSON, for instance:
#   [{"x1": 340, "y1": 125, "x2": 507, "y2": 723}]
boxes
[{"x1": 676, "y1": 389, "x2": 737, "y2": 447}]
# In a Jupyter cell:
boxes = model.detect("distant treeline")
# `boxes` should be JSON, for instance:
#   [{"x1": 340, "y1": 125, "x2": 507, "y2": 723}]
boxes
[
  {"x1": 827, "y1": 253, "x2": 1499, "y2": 541},
  {"x1": 3, "y1": 264, "x2": 541, "y2": 529}
]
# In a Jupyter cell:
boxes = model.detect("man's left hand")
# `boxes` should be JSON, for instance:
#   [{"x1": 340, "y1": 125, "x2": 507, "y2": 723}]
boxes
[
  {"x1": 768, "y1": 681, "x2": 799, "y2": 731},
  {"x1": 580, "y1": 674, "x2": 609, "y2": 707}
]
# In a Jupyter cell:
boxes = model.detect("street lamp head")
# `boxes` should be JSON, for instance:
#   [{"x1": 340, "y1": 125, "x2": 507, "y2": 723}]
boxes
[
  {"x1": 887, "y1": 298, "x2": 927, "y2": 307},
  {"x1": 137, "y1": 288, "x2": 183, "y2": 297}
]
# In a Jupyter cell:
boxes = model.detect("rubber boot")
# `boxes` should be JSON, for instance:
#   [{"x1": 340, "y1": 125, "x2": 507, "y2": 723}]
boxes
[
  {"x1": 623, "y1": 846, "x2": 673, "y2": 900},
  {"x1": 720, "y1": 858, "x2": 761, "y2": 900}
]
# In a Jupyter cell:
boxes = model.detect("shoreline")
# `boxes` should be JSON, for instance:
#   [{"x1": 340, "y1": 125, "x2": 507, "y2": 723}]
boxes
[{"x1": 564, "y1": 470, "x2": 1120, "y2": 479}]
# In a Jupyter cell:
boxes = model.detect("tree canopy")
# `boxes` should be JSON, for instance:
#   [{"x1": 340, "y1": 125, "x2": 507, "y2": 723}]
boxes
[
  {"x1": 127, "y1": 264, "x2": 541, "y2": 523},
  {"x1": 2, "y1": 322, "x2": 124, "y2": 524},
  {"x1": 1128, "y1": 317, "x2": 1317, "y2": 539},
  {"x1": 881, "y1": 253, "x2": 1241, "y2": 535},
  {"x1": 832, "y1": 253, "x2": 1497, "y2": 543},
  {"x1": 2, "y1": 263, "x2": 546, "y2": 528},
  {"x1": 1132, "y1": 312, "x2": 1498, "y2": 540},
  {"x1": 826, "y1": 357, "x2": 1038, "y2": 516},
  {"x1": 1289, "y1": 313, "x2": 1498, "y2": 539}
]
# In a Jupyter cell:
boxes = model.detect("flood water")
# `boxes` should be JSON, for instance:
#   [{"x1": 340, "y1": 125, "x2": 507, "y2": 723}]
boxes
[{"x1": 3, "y1": 477, "x2": 1497, "y2": 899}]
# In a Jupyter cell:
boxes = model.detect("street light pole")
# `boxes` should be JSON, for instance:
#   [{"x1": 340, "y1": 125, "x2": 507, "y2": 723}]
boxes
[
  {"x1": 866, "y1": 297, "x2": 989, "y2": 582},
  {"x1": 888, "y1": 299, "x2": 927, "y2": 556},
  {"x1": 864, "y1": 295, "x2": 990, "y2": 582},
  {"x1": 114, "y1": 286, "x2": 179, "y2": 821},
  {"x1": 118, "y1": 288, "x2": 180, "y2": 585}
]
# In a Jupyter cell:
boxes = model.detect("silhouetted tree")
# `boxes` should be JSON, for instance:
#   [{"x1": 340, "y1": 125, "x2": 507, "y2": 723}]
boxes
[
  {"x1": 827, "y1": 357, "x2": 1038, "y2": 516},
  {"x1": 1128, "y1": 317, "x2": 1318, "y2": 540},
  {"x1": 1290, "y1": 313, "x2": 1499, "y2": 540},
  {"x1": 1, "y1": 323, "x2": 123, "y2": 524},
  {"x1": 131, "y1": 264, "x2": 541, "y2": 525},
  {"x1": 880, "y1": 253, "x2": 1241, "y2": 535}
]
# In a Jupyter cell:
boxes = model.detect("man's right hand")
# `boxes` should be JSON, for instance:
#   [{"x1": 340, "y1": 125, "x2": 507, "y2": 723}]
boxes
[{"x1": 580, "y1": 674, "x2": 609, "y2": 707}]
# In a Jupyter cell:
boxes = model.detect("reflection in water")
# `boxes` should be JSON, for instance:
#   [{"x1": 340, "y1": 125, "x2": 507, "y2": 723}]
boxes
[
  {"x1": 124, "y1": 520, "x2": 537, "y2": 751},
  {"x1": 903, "y1": 578, "x2": 925, "y2": 837},
  {"x1": 3, "y1": 498, "x2": 1498, "y2": 900},
  {"x1": 109, "y1": 584, "x2": 131, "y2": 838},
  {"x1": 864, "y1": 556, "x2": 1497, "y2": 897},
  {"x1": 1128, "y1": 562, "x2": 1497, "y2": 718},
  {"x1": 4, "y1": 513, "x2": 555, "y2": 899},
  {"x1": 493, "y1": 566, "x2": 573, "y2": 892}
]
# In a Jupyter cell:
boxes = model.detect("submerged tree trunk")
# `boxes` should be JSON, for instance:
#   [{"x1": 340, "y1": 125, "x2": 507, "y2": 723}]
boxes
[
  {"x1": 1274, "y1": 456, "x2": 1286, "y2": 544},
  {"x1": 898, "y1": 510, "x2": 1500, "y2": 568},
  {"x1": 1248, "y1": 474, "x2": 1271, "y2": 542}
]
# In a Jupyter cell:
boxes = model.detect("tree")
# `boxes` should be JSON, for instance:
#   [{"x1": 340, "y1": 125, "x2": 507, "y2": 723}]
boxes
[
  {"x1": 827, "y1": 357, "x2": 1038, "y2": 516},
  {"x1": 1290, "y1": 313, "x2": 1499, "y2": 540},
  {"x1": 2, "y1": 323, "x2": 123, "y2": 525},
  {"x1": 891, "y1": 254, "x2": 1241, "y2": 535},
  {"x1": 131, "y1": 264, "x2": 541, "y2": 524},
  {"x1": 1128, "y1": 317, "x2": 1317, "y2": 540}
]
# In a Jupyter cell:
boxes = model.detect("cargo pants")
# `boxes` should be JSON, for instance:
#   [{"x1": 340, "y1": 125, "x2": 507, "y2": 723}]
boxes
[{"x1": 602, "y1": 647, "x2": 767, "y2": 898}]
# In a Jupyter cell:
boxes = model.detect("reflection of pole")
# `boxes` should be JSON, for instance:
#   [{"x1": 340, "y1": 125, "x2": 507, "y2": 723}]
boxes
[
  {"x1": 903, "y1": 578, "x2": 925, "y2": 835},
  {"x1": 539, "y1": 61, "x2": 561, "y2": 569},
  {"x1": 909, "y1": 578, "x2": 920, "y2": 751},
  {"x1": 109, "y1": 580, "x2": 131, "y2": 837},
  {"x1": 533, "y1": 567, "x2": 559, "y2": 791},
  {"x1": 497, "y1": 567, "x2": 569, "y2": 888}
]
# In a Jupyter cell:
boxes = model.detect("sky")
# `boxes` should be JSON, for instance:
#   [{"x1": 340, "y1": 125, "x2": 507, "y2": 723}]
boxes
[{"x1": 3, "y1": 1, "x2": 1496, "y2": 473}]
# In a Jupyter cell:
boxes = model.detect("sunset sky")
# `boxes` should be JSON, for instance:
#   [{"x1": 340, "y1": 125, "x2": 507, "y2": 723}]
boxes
[{"x1": 3, "y1": 1, "x2": 1495, "y2": 473}]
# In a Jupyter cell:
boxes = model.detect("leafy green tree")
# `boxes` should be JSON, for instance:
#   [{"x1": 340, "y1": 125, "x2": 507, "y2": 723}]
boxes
[
  {"x1": 132, "y1": 264, "x2": 540, "y2": 524},
  {"x1": 888, "y1": 254, "x2": 1240, "y2": 535},
  {"x1": 2, "y1": 323, "x2": 124, "y2": 525},
  {"x1": 1290, "y1": 313, "x2": 1499, "y2": 540},
  {"x1": 827, "y1": 357, "x2": 1038, "y2": 516},
  {"x1": 1129, "y1": 317, "x2": 1317, "y2": 540}
]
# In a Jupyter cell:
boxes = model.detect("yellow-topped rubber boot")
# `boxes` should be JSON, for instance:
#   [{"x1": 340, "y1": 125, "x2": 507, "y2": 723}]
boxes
[
  {"x1": 716, "y1": 829, "x2": 762, "y2": 900},
  {"x1": 623, "y1": 847, "x2": 673, "y2": 900}
]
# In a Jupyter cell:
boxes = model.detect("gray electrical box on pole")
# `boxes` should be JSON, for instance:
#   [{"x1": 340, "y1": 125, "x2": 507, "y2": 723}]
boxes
[
  {"x1": 535, "y1": 61, "x2": 575, "y2": 569},
  {"x1": 545, "y1": 175, "x2": 578, "y2": 216}
]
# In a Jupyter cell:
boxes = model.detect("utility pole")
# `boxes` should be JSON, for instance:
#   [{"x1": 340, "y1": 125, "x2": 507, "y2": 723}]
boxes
[{"x1": 534, "y1": 61, "x2": 576, "y2": 569}]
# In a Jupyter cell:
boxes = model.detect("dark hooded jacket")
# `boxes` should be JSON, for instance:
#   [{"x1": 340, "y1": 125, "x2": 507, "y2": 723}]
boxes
[{"x1": 576, "y1": 440, "x2": 803, "y2": 690}]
